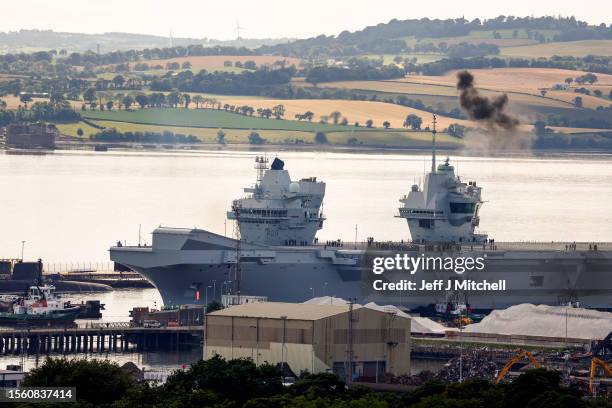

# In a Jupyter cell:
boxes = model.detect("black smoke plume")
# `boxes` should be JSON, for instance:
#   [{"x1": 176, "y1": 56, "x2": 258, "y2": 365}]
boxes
[{"x1": 457, "y1": 70, "x2": 519, "y2": 130}]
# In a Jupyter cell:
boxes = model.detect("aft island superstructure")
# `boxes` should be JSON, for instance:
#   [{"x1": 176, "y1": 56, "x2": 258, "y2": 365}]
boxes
[{"x1": 110, "y1": 122, "x2": 612, "y2": 310}]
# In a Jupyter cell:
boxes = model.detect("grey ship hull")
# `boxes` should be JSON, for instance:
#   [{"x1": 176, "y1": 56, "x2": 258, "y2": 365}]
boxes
[{"x1": 111, "y1": 228, "x2": 612, "y2": 310}]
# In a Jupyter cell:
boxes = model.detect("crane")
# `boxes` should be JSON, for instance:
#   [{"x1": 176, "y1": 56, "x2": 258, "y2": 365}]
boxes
[
  {"x1": 495, "y1": 350, "x2": 542, "y2": 384},
  {"x1": 589, "y1": 357, "x2": 612, "y2": 396}
]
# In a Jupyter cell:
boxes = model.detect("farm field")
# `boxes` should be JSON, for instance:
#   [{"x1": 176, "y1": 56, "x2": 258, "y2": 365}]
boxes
[
  {"x1": 499, "y1": 40, "x2": 612, "y2": 58},
  {"x1": 546, "y1": 90, "x2": 612, "y2": 109},
  {"x1": 310, "y1": 80, "x2": 459, "y2": 96},
  {"x1": 403, "y1": 68, "x2": 612, "y2": 91},
  {"x1": 311, "y1": 77, "x2": 579, "y2": 111},
  {"x1": 307, "y1": 77, "x2": 578, "y2": 115},
  {"x1": 125, "y1": 55, "x2": 302, "y2": 71},
  {"x1": 55, "y1": 121, "x2": 103, "y2": 137},
  {"x1": 81, "y1": 107, "x2": 391, "y2": 132},
  {"x1": 57, "y1": 121, "x2": 308, "y2": 143},
  {"x1": 362, "y1": 53, "x2": 446, "y2": 64},
  {"x1": 55, "y1": 119, "x2": 462, "y2": 148},
  {"x1": 209, "y1": 97, "x2": 470, "y2": 129},
  {"x1": 399, "y1": 30, "x2": 563, "y2": 48},
  {"x1": 2, "y1": 95, "x2": 50, "y2": 109}
]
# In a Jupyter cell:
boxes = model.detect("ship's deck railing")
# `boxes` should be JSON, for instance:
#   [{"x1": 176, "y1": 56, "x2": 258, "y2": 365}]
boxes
[
  {"x1": 311, "y1": 241, "x2": 612, "y2": 252},
  {"x1": 112, "y1": 239, "x2": 612, "y2": 252}
]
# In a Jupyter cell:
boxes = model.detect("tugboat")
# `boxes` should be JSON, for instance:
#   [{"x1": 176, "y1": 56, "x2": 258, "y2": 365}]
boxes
[{"x1": 0, "y1": 285, "x2": 80, "y2": 324}]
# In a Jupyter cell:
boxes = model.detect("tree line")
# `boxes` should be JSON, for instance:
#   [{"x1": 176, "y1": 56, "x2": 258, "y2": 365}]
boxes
[
  {"x1": 90, "y1": 128, "x2": 199, "y2": 144},
  {"x1": 20, "y1": 356, "x2": 607, "y2": 408},
  {"x1": 260, "y1": 16, "x2": 612, "y2": 58}
]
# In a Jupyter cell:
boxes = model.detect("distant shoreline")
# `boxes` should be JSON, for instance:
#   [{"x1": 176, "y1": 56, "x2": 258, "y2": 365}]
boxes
[{"x1": 4, "y1": 142, "x2": 611, "y2": 159}]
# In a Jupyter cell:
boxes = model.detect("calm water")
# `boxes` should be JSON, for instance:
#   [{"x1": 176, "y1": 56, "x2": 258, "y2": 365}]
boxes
[
  {"x1": 1, "y1": 149, "x2": 611, "y2": 263},
  {"x1": 0, "y1": 347, "x2": 202, "y2": 374}
]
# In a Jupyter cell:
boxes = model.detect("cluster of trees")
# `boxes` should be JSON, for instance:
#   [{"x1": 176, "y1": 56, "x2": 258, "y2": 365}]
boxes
[
  {"x1": 0, "y1": 100, "x2": 80, "y2": 125},
  {"x1": 248, "y1": 131, "x2": 266, "y2": 145},
  {"x1": 306, "y1": 61, "x2": 405, "y2": 84},
  {"x1": 149, "y1": 67, "x2": 295, "y2": 95},
  {"x1": 574, "y1": 72, "x2": 599, "y2": 84},
  {"x1": 90, "y1": 128, "x2": 200, "y2": 144},
  {"x1": 403, "y1": 114, "x2": 423, "y2": 130},
  {"x1": 572, "y1": 87, "x2": 610, "y2": 100},
  {"x1": 63, "y1": 45, "x2": 256, "y2": 67},
  {"x1": 534, "y1": 132, "x2": 612, "y2": 150},
  {"x1": 545, "y1": 106, "x2": 612, "y2": 129},
  {"x1": 446, "y1": 42, "x2": 500, "y2": 58},
  {"x1": 22, "y1": 356, "x2": 606, "y2": 408}
]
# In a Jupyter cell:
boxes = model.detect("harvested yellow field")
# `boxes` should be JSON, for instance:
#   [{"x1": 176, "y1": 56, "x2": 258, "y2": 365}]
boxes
[
  {"x1": 128, "y1": 55, "x2": 302, "y2": 71},
  {"x1": 500, "y1": 40, "x2": 612, "y2": 58},
  {"x1": 311, "y1": 80, "x2": 458, "y2": 96},
  {"x1": 548, "y1": 126, "x2": 612, "y2": 134},
  {"x1": 307, "y1": 78, "x2": 572, "y2": 110},
  {"x1": 214, "y1": 98, "x2": 471, "y2": 129},
  {"x1": 404, "y1": 68, "x2": 612, "y2": 91},
  {"x1": 546, "y1": 90, "x2": 612, "y2": 109},
  {"x1": 1, "y1": 95, "x2": 50, "y2": 109}
]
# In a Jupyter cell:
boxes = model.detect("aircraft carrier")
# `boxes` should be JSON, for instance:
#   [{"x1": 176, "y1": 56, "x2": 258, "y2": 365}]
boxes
[{"x1": 110, "y1": 119, "x2": 612, "y2": 310}]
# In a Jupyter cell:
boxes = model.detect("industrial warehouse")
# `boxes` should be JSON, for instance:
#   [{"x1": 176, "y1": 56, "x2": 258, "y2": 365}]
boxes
[{"x1": 204, "y1": 302, "x2": 411, "y2": 381}]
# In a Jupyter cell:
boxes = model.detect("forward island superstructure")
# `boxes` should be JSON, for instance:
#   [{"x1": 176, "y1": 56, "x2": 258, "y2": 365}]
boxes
[
  {"x1": 110, "y1": 120, "x2": 612, "y2": 310},
  {"x1": 227, "y1": 157, "x2": 325, "y2": 246}
]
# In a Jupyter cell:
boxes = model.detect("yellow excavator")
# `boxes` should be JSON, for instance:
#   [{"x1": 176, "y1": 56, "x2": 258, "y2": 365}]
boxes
[
  {"x1": 495, "y1": 350, "x2": 542, "y2": 384},
  {"x1": 589, "y1": 357, "x2": 612, "y2": 396}
]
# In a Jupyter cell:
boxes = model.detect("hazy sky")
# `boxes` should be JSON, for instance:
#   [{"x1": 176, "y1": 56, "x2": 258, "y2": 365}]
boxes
[{"x1": 3, "y1": 0, "x2": 611, "y2": 40}]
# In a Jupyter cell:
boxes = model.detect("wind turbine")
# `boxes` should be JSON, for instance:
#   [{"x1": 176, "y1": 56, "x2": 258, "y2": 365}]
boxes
[{"x1": 235, "y1": 21, "x2": 245, "y2": 40}]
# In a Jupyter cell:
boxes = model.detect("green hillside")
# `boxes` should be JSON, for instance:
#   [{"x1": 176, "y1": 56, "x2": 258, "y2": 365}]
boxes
[{"x1": 82, "y1": 108, "x2": 373, "y2": 132}]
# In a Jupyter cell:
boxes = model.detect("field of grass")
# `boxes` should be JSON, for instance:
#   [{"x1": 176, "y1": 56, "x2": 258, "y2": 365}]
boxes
[
  {"x1": 499, "y1": 40, "x2": 612, "y2": 58},
  {"x1": 81, "y1": 107, "x2": 389, "y2": 132},
  {"x1": 400, "y1": 29, "x2": 559, "y2": 48},
  {"x1": 209, "y1": 97, "x2": 470, "y2": 129},
  {"x1": 60, "y1": 120, "x2": 311, "y2": 143},
  {"x1": 55, "y1": 118, "x2": 462, "y2": 148},
  {"x1": 55, "y1": 121, "x2": 104, "y2": 137}
]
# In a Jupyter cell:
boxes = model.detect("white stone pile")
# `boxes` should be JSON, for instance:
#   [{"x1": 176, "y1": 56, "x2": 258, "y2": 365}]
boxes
[
  {"x1": 464, "y1": 303, "x2": 612, "y2": 340},
  {"x1": 302, "y1": 297, "x2": 448, "y2": 334}
]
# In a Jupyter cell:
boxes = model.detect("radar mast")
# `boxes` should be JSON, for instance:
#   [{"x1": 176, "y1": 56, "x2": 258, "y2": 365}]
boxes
[
  {"x1": 255, "y1": 155, "x2": 269, "y2": 183},
  {"x1": 431, "y1": 114, "x2": 437, "y2": 172}
]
